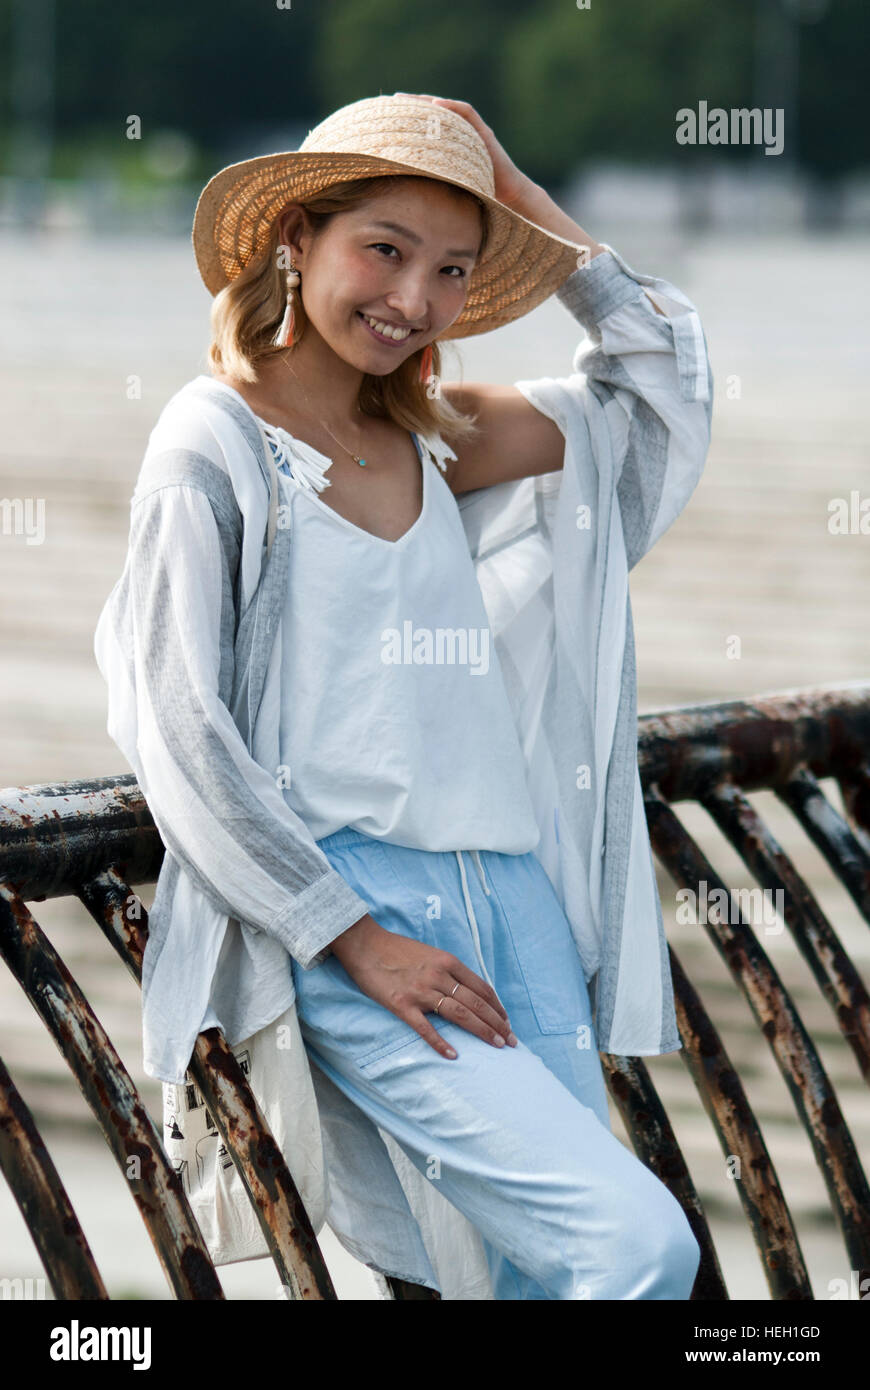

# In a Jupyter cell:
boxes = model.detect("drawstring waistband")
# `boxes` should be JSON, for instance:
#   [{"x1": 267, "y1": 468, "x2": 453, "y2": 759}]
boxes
[
  {"x1": 470, "y1": 850, "x2": 490, "y2": 896},
  {"x1": 454, "y1": 850, "x2": 495, "y2": 989}
]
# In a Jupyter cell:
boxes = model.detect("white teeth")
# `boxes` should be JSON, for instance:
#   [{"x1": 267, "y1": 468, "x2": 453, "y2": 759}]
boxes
[{"x1": 363, "y1": 313, "x2": 412, "y2": 340}]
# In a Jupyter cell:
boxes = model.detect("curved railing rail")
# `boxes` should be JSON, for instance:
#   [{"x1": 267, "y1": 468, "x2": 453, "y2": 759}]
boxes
[{"x1": 1, "y1": 680, "x2": 869, "y2": 1299}]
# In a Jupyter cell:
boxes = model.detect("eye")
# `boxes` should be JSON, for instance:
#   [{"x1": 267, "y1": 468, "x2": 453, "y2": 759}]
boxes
[{"x1": 369, "y1": 243, "x2": 467, "y2": 279}]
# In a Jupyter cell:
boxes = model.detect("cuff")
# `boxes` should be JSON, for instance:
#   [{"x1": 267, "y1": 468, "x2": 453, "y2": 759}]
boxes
[
  {"x1": 268, "y1": 866, "x2": 372, "y2": 968},
  {"x1": 555, "y1": 246, "x2": 645, "y2": 329}
]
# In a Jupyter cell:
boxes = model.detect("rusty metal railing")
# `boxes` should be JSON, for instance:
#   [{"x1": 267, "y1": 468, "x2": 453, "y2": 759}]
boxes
[
  {"x1": 1, "y1": 680, "x2": 869, "y2": 1299},
  {"x1": 613, "y1": 680, "x2": 870, "y2": 1300}
]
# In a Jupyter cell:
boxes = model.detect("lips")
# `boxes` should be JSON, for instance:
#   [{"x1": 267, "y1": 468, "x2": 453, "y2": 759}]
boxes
[{"x1": 357, "y1": 310, "x2": 419, "y2": 344}]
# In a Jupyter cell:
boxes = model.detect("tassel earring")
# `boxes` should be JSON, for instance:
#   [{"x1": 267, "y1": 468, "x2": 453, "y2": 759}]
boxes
[
  {"x1": 419, "y1": 341, "x2": 433, "y2": 385},
  {"x1": 273, "y1": 258, "x2": 301, "y2": 349}
]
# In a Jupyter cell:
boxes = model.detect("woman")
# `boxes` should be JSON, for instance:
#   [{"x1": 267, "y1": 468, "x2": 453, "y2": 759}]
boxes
[{"x1": 94, "y1": 92, "x2": 713, "y2": 1299}]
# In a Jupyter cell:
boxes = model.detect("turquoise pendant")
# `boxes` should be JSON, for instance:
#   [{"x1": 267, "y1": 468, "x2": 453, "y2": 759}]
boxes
[{"x1": 358, "y1": 458, "x2": 367, "y2": 467}]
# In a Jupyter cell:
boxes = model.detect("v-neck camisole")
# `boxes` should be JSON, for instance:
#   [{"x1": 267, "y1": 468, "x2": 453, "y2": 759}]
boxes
[{"x1": 260, "y1": 418, "x2": 541, "y2": 853}]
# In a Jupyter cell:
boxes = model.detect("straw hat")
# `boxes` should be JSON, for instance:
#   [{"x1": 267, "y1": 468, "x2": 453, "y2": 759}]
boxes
[{"x1": 192, "y1": 93, "x2": 583, "y2": 340}]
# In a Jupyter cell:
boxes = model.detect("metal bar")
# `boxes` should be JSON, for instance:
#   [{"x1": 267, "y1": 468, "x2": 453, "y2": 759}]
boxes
[
  {"x1": 776, "y1": 766, "x2": 870, "y2": 928},
  {"x1": 668, "y1": 946, "x2": 812, "y2": 1299},
  {"x1": 599, "y1": 1051, "x2": 725, "y2": 1299},
  {"x1": 0, "y1": 883, "x2": 224, "y2": 1300},
  {"x1": 3, "y1": 679, "x2": 870, "y2": 1301},
  {"x1": 2, "y1": 682, "x2": 869, "y2": 900},
  {"x1": 636, "y1": 682, "x2": 870, "y2": 803},
  {"x1": 644, "y1": 789, "x2": 870, "y2": 1278},
  {"x1": 836, "y1": 763, "x2": 870, "y2": 854},
  {"x1": 190, "y1": 1029, "x2": 336, "y2": 1300},
  {"x1": 76, "y1": 867, "x2": 338, "y2": 1301},
  {"x1": 0, "y1": 775, "x2": 161, "y2": 902},
  {"x1": 701, "y1": 781, "x2": 870, "y2": 1082},
  {"x1": 0, "y1": 1052, "x2": 108, "y2": 1300}
]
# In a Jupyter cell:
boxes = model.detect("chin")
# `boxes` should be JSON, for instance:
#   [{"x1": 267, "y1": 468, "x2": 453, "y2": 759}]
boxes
[
  {"x1": 362, "y1": 360, "x2": 407, "y2": 377},
  {"x1": 352, "y1": 349, "x2": 411, "y2": 377}
]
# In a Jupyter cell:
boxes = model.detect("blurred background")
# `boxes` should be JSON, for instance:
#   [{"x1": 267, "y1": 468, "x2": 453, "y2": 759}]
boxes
[{"x1": 1, "y1": 0, "x2": 869, "y2": 1301}]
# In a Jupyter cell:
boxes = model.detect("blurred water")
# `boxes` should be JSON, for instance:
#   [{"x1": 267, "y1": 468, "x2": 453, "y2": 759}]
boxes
[{"x1": 1, "y1": 226, "x2": 868, "y2": 1299}]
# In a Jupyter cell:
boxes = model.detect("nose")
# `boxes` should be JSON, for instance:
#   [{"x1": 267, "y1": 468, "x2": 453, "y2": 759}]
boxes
[{"x1": 384, "y1": 270, "x2": 431, "y2": 328}]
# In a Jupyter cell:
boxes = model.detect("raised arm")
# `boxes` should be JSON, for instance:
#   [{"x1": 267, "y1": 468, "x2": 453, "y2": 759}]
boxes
[
  {"x1": 535, "y1": 243, "x2": 714, "y2": 570},
  {"x1": 440, "y1": 182, "x2": 712, "y2": 568}
]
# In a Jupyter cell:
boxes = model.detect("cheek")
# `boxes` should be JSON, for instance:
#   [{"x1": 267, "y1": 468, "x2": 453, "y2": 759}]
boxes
[
  {"x1": 326, "y1": 257, "x2": 378, "y2": 315},
  {"x1": 436, "y1": 281, "x2": 468, "y2": 322},
  {"x1": 334, "y1": 247, "x2": 375, "y2": 286}
]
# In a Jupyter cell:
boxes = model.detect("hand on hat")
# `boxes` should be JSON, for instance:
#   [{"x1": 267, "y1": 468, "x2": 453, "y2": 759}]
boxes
[{"x1": 393, "y1": 93, "x2": 536, "y2": 212}]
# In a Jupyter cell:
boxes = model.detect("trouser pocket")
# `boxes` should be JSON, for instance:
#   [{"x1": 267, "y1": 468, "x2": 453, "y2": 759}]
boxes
[{"x1": 485, "y1": 851, "x2": 596, "y2": 1037}]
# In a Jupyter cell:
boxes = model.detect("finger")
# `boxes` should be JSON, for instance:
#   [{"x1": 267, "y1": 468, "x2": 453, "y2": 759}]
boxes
[
  {"x1": 451, "y1": 986, "x2": 516, "y2": 1045},
  {"x1": 431, "y1": 990, "x2": 511, "y2": 1049},
  {"x1": 433, "y1": 974, "x2": 513, "y2": 1043},
  {"x1": 444, "y1": 956, "x2": 510, "y2": 1021},
  {"x1": 401, "y1": 93, "x2": 469, "y2": 113},
  {"x1": 431, "y1": 97, "x2": 489, "y2": 127},
  {"x1": 409, "y1": 1009, "x2": 458, "y2": 1060}
]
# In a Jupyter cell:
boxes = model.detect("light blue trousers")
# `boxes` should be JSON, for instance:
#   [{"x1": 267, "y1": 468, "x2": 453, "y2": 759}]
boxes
[{"x1": 292, "y1": 826, "x2": 700, "y2": 1301}]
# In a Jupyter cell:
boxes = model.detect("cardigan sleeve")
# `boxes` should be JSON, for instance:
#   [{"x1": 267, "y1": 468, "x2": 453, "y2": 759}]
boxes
[
  {"x1": 517, "y1": 243, "x2": 714, "y2": 571},
  {"x1": 95, "y1": 479, "x2": 374, "y2": 969}
]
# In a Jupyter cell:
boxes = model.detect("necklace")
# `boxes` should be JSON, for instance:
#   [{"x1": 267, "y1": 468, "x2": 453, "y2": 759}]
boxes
[{"x1": 277, "y1": 353, "x2": 371, "y2": 467}]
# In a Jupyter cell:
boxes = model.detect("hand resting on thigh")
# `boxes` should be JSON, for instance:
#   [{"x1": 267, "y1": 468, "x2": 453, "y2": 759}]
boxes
[{"x1": 329, "y1": 914, "x2": 518, "y2": 1060}]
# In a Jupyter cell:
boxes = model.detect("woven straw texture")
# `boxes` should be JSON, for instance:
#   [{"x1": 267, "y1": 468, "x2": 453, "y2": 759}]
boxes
[{"x1": 192, "y1": 94, "x2": 582, "y2": 339}]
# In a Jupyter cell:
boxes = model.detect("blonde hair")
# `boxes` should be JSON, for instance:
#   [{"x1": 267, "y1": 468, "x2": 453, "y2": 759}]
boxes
[{"x1": 207, "y1": 175, "x2": 489, "y2": 443}]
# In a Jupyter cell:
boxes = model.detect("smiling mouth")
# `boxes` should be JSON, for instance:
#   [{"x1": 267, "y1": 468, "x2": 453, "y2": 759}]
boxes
[{"x1": 357, "y1": 310, "x2": 420, "y2": 343}]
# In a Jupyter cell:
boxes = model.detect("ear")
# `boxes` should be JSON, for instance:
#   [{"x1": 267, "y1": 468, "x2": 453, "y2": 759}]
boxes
[{"x1": 276, "y1": 204, "x2": 307, "y2": 259}]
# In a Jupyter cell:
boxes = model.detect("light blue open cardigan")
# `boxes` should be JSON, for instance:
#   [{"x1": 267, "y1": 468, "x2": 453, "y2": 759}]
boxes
[{"x1": 94, "y1": 242, "x2": 713, "y2": 1295}]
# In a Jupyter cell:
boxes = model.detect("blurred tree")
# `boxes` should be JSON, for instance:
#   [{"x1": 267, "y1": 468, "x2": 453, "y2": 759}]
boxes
[
  {"x1": 500, "y1": 0, "x2": 757, "y2": 184},
  {"x1": 19, "y1": 0, "x2": 321, "y2": 157},
  {"x1": 799, "y1": 0, "x2": 868, "y2": 174},
  {"x1": 315, "y1": 0, "x2": 506, "y2": 125},
  {"x1": 0, "y1": 0, "x2": 864, "y2": 181}
]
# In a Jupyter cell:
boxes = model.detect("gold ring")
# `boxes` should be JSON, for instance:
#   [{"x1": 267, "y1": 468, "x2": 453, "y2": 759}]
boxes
[
  {"x1": 434, "y1": 996, "x2": 446, "y2": 1015},
  {"x1": 451, "y1": 982, "x2": 460, "y2": 997}
]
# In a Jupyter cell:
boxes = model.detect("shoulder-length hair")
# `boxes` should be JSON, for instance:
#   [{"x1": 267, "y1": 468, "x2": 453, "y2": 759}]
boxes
[{"x1": 207, "y1": 174, "x2": 488, "y2": 443}]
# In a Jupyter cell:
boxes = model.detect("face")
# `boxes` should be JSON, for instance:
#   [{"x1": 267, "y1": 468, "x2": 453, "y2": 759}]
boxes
[{"x1": 281, "y1": 182, "x2": 484, "y2": 374}]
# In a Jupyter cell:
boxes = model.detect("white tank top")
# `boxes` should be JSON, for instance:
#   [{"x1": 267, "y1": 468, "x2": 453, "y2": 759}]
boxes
[{"x1": 260, "y1": 417, "x2": 541, "y2": 853}]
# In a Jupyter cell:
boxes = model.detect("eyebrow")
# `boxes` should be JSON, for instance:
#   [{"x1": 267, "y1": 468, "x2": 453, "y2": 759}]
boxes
[{"x1": 366, "y1": 220, "x2": 479, "y2": 260}]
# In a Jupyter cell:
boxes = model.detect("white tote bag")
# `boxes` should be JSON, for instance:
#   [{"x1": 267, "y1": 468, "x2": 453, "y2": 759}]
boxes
[{"x1": 161, "y1": 1002, "x2": 327, "y2": 1267}]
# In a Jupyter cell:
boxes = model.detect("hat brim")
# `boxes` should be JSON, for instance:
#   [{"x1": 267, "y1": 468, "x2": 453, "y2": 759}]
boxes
[{"x1": 192, "y1": 151, "x2": 583, "y2": 340}]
